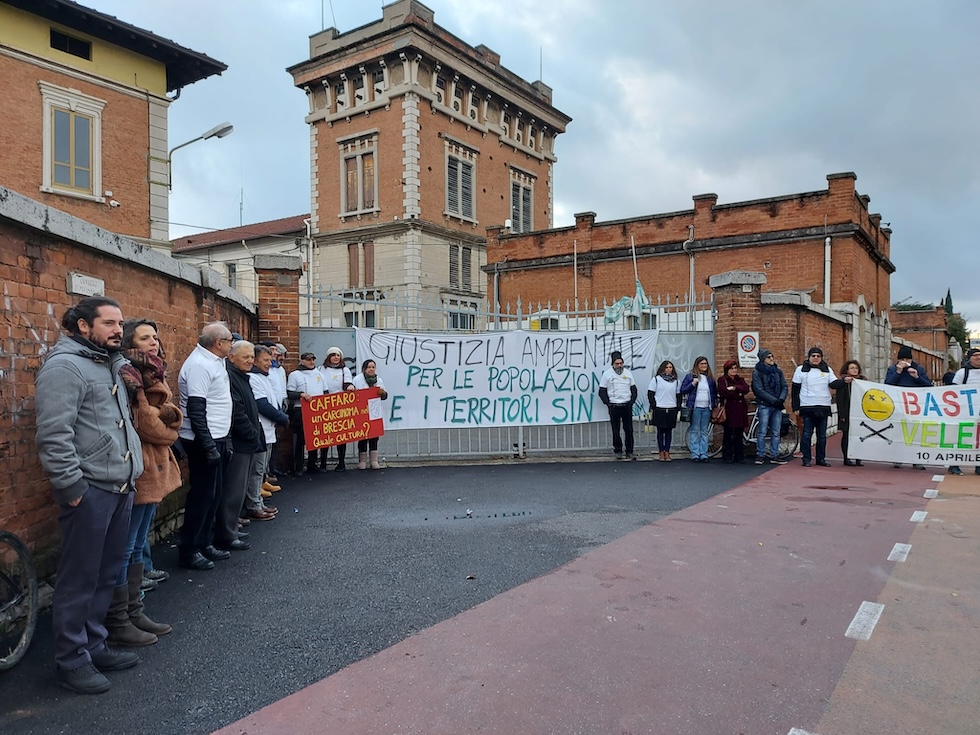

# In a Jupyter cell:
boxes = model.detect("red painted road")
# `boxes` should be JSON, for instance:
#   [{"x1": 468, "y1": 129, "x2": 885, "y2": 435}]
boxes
[{"x1": 214, "y1": 455, "x2": 980, "y2": 735}]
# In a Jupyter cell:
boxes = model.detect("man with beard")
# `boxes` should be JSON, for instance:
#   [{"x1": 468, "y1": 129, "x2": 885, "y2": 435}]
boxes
[
  {"x1": 36, "y1": 297, "x2": 144, "y2": 694},
  {"x1": 598, "y1": 350, "x2": 638, "y2": 460}
]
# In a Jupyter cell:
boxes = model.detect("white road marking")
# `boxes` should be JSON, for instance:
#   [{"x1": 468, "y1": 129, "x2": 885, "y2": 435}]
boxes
[
  {"x1": 888, "y1": 543, "x2": 912, "y2": 562},
  {"x1": 910, "y1": 510, "x2": 928, "y2": 522},
  {"x1": 845, "y1": 601, "x2": 885, "y2": 640},
  {"x1": 932, "y1": 474, "x2": 945, "y2": 482},
  {"x1": 924, "y1": 488, "x2": 938, "y2": 499},
  {"x1": 788, "y1": 729, "x2": 820, "y2": 735}
]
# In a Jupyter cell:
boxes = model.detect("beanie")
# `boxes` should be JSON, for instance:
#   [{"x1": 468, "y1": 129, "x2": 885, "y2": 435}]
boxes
[
  {"x1": 897, "y1": 346, "x2": 913, "y2": 360},
  {"x1": 610, "y1": 350, "x2": 623, "y2": 364},
  {"x1": 757, "y1": 348, "x2": 772, "y2": 362},
  {"x1": 808, "y1": 346, "x2": 823, "y2": 357}
]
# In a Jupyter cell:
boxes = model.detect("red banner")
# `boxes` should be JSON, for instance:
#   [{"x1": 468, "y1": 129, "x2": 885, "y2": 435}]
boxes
[{"x1": 301, "y1": 388, "x2": 384, "y2": 451}]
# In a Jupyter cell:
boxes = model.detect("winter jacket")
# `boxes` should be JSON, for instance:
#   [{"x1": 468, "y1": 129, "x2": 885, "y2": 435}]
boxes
[
  {"x1": 679, "y1": 373, "x2": 717, "y2": 409},
  {"x1": 227, "y1": 362, "x2": 263, "y2": 454},
  {"x1": 751, "y1": 361, "x2": 788, "y2": 408},
  {"x1": 35, "y1": 335, "x2": 144, "y2": 505},
  {"x1": 884, "y1": 361, "x2": 931, "y2": 387}
]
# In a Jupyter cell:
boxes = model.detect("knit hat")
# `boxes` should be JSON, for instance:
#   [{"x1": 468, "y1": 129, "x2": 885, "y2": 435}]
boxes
[
  {"x1": 757, "y1": 348, "x2": 772, "y2": 361},
  {"x1": 723, "y1": 359, "x2": 738, "y2": 372},
  {"x1": 326, "y1": 346, "x2": 344, "y2": 361},
  {"x1": 610, "y1": 350, "x2": 623, "y2": 364},
  {"x1": 808, "y1": 346, "x2": 823, "y2": 358},
  {"x1": 968, "y1": 348, "x2": 980, "y2": 359},
  {"x1": 897, "y1": 346, "x2": 913, "y2": 360}
]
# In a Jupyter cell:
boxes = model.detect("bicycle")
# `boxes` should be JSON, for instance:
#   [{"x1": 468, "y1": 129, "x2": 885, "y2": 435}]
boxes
[
  {"x1": 708, "y1": 406, "x2": 800, "y2": 461},
  {"x1": 0, "y1": 530, "x2": 38, "y2": 670}
]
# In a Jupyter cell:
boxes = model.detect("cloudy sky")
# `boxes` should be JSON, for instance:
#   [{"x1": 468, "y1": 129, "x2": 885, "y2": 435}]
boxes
[{"x1": 93, "y1": 0, "x2": 980, "y2": 335}]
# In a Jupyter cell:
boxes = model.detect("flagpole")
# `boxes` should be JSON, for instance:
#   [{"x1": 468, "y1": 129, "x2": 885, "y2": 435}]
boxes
[{"x1": 630, "y1": 235, "x2": 639, "y2": 282}]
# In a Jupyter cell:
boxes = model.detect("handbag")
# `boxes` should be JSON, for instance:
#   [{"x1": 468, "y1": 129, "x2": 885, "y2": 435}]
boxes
[
  {"x1": 710, "y1": 405, "x2": 727, "y2": 425},
  {"x1": 679, "y1": 406, "x2": 692, "y2": 423}
]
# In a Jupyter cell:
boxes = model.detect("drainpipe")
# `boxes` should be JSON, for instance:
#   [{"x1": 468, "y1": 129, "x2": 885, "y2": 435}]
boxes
[
  {"x1": 303, "y1": 218, "x2": 313, "y2": 326},
  {"x1": 681, "y1": 225, "x2": 695, "y2": 329},
  {"x1": 823, "y1": 235, "x2": 831, "y2": 308},
  {"x1": 493, "y1": 256, "x2": 507, "y2": 331}
]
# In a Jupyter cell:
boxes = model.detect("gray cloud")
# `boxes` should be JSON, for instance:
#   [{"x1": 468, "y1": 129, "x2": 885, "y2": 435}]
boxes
[{"x1": 94, "y1": 0, "x2": 980, "y2": 334}]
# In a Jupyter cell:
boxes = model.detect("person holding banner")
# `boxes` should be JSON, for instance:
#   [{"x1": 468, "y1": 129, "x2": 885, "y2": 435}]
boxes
[
  {"x1": 884, "y1": 345, "x2": 930, "y2": 469},
  {"x1": 598, "y1": 351, "x2": 638, "y2": 460},
  {"x1": 791, "y1": 346, "x2": 837, "y2": 467},
  {"x1": 948, "y1": 348, "x2": 980, "y2": 476},
  {"x1": 680, "y1": 356, "x2": 717, "y2": 462},
  {"x1": 830, "y1": 360, "x2": 865, "y2": 467},
  {"x1": 352, "y1": 359, "x2": 389, "y2": 469},
  {"x1": 286, "y1": 352, "x2": 324, "y2": 476},
  {"x1": 319, "y1": 347, "x2": 355, "y2": 471},
  {"x1": 647, "y1": 360, "x2": 681, "y2": 462}
]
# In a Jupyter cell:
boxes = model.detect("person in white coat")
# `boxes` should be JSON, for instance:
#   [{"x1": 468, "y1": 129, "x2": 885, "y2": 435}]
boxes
[
  {"x1": 318, "y1": 346, "x2": 355, "y2": 470},
  {"x1": 352, "y1": 359, "x2": 389, "y2": 469},
  {"x1": 286, "y1": 352, "x2": 324, "y2": 475},
  {"x1": 948, "y1": 348, "x2": 980, "y2": 476}
]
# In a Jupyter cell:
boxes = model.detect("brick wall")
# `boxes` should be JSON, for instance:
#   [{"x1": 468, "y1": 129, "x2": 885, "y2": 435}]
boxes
[
  {"x1": 0, "y1": 54, "x2": 153, "y2": 240},
  {"x1": 0, "y1": 188, "x2": 258, "y2": 572},
  {"x1": 487, "y1": 173, "x2": 894, "y2": 313}
]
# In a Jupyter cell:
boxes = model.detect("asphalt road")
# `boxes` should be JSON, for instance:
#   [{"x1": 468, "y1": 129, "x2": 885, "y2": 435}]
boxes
[{"x1": 0, "y1": 457, "x2": 766, "y2": 735}]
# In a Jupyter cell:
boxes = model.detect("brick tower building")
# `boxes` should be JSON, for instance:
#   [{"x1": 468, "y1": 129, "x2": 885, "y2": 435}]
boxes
[{"x1": 287, "y1": 0, "x2": 571, "y2": 329}]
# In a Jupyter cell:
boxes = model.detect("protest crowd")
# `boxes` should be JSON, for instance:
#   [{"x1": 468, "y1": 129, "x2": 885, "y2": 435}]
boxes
[{"x1": 33, "y1": 296, "x2": 977, "y2": 695}]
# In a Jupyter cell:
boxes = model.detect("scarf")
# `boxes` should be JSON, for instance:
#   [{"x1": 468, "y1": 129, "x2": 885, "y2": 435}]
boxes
[
  {"x1": 363, "y1": 373, "x2": 378, "y2": 387},
  {"x1": 657, "y1": 371, "x2": 677, "y2": 383},
  {"x1": 120, "y1": 349, "x2": 167, "y2": 400}
]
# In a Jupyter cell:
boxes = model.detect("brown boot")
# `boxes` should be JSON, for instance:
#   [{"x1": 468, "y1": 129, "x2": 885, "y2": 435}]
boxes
[
  {"x1": 127, "y1": 563, "x2": 172, "y2": 637},
  {"x1": 369, "y1": 450, "x2": 382, "y2": 469},
  {"x1": 358, "y1": 452, "x2": 368, "y2": 470},
  {"x1": 105, "y1": 582, "x2": 158, "y2": 647}
]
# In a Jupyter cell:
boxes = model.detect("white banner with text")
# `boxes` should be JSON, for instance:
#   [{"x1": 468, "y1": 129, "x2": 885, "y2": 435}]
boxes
[
  {"x1": 355, "y1": 329, "x2": 659, "y2": 430},
  {"x1": 849, "y1": 379, "x2": 980, "y2": 466}
]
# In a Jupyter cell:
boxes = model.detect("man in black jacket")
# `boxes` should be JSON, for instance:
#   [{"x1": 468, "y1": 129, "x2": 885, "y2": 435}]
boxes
[
  {"x1": 215, "y1": 340, "x2": 263, "y2": 551},
  {"x1": 751, "y1": 349, "x2": 789, "y2": 464}
]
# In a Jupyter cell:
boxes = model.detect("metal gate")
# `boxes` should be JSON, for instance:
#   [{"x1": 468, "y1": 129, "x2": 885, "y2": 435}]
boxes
[{"x1": 299, "y1": 289, "x2": 714, "y2": 461}]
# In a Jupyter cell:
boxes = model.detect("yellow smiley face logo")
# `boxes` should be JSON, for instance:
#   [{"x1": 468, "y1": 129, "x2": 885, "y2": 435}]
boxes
[{"x1": 861, "y1": 388, "x2": 895, "y2": 421}]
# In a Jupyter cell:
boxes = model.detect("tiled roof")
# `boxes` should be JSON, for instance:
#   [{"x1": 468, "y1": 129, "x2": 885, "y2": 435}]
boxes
[{"x1": 171, "y1": 214, "x2": 310, "y2": 252}]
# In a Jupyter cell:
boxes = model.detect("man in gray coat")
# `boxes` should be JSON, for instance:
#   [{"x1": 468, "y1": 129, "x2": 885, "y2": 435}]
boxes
[{"x1": 35, "y1": 297, "x2": 144, "y2": 694}]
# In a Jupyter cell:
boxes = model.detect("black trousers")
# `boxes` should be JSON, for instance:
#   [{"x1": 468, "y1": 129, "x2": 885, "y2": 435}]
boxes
[
  {"x1": 179, "y1": 436, "x2": 228, "y2": 555},
  {"x1": 53, "y1": 484, "x2": 131, "y2": 670},
  {"x1": 722, "y1": 426, "x2": 745, "y2": 462},
  {"x1": 607, "y1": 403, "x2": 634, "y2": 454}
]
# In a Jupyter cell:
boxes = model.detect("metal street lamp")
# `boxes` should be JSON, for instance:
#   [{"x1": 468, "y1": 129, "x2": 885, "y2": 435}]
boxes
[{"x1": 167, "y1": 122, "x2": 234, "y2": 189}]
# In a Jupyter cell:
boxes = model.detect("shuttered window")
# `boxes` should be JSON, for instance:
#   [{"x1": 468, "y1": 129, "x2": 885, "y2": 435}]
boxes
[{"x1": 445, "y1": 141, "x2": 477, "y2": 222}]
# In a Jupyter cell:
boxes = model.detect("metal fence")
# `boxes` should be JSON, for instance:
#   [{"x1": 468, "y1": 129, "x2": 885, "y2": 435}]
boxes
[{"x1": 300, "y1": 288, "x2": 715, "y2": 461}]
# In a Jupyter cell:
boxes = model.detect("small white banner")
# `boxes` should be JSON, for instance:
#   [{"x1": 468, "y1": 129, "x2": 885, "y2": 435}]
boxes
[
  {"x1": 737, "y1": 331, "x2": 760, "y2": 368},
  {"x1": 355, "y1": 328, "x2": 659, "y2": 430},
  {"x1": 848, "y1": 379, "x2": 980, "y2": 467}
]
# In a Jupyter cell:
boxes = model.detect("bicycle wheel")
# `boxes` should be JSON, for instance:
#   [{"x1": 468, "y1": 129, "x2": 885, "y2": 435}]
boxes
[
  {"x1": 0, "y1": 531, "x2": 38, "y2": 670},
  {"x1": 708, "y1": 423, "x2": 725, "y2": 458},
  {"x1": 777, "y1": 422, "x2": 800, "y2": 461}
]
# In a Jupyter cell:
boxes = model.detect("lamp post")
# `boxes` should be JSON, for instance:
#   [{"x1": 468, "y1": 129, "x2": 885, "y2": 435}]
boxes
[{"x1": 167, "y1": 122, "x2": 234, "y2": 189}]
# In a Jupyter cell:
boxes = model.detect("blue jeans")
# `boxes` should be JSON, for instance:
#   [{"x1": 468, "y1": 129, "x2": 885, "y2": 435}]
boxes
[
  {"x1": 115, "y1": 503, "x2": 157, "y2": 585},
  {"x1": 756, "y1": 404, "x2": 783, "y2": 459},
  {"x1": 688, "y1": 407, "x2": 711, "y2": 459}
]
